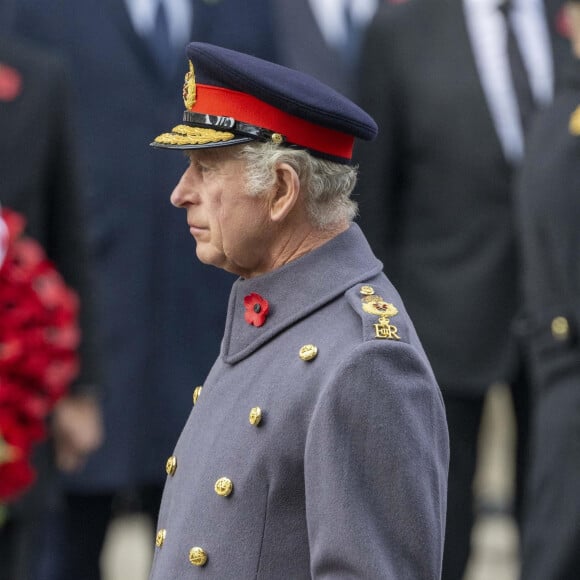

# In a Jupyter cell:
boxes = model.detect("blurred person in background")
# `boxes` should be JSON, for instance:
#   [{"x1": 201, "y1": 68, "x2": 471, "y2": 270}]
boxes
[
  {"x1": 12, "y1": 1, "x2": 278, "y2": 579},
  {"x1": 271, "y1": 0, "x2": 379, "y2": 99},
  {"x1": 0, "y1": 14, "x2": 102, "y2": 580},
  {"x1": 355, "y1": 0, "x2": 554, "y2": 578},
  {"x1": 515, "y1": 2, "x2": 580, "y2": 578}
]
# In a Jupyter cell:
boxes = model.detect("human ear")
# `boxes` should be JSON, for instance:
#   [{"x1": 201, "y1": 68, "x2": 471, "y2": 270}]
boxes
[{"x1": 269, "y1": 163, "x2": 300, "y2": 223}]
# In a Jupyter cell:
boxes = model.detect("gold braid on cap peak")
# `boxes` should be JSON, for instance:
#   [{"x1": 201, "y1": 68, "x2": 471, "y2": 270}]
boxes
[{"x1": 154, "y1": 125, "x2": 236, "y2": 146}]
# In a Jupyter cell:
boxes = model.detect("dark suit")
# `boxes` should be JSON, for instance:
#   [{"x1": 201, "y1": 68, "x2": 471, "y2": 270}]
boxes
[
  {"x1": 13, "y1": 0, "x2": 278, "y2": 578},
  {"x1": 515, "y1": 63, "x2": 580, "y2": 580},
  {"x1": 0, "y1": 36, "x2": 95, "y2": 389},
  {"x1": 0, "y1": 34, "x2": 98, "y2": 580},
  {"x1": 544, "y1": 0, "x2": 576, "y2": 91},
  {"x1": 271, "y1": 0, "x2": 366, "y2": 99},
  {"x1": 355, "y1": 1, "x2": 549, "y2": 576}
]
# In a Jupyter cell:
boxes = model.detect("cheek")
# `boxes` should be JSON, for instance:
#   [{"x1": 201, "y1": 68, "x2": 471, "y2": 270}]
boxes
[
  {"x1": 222, "y1": 199, "x2": 269, "y2": 251},
  {"x1": 206, "y1": 193, "x2": 225, "y2": 243}
]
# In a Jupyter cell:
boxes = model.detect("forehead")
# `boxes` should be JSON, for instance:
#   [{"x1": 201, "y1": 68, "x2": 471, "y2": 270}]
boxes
[{"x1": 184, "y1": 145, "x2": 244, "y2": 165}]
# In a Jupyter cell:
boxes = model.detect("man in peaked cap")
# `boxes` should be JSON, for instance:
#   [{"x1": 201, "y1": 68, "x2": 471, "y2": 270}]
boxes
[{"x1": 149, "y1": 42, "x2": 449, "y2": 579}]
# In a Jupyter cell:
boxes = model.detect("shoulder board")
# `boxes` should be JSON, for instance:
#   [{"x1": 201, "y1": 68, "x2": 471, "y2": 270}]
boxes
[{"x1": 345, "y1": 283, "x2": 410, "y2": 344}]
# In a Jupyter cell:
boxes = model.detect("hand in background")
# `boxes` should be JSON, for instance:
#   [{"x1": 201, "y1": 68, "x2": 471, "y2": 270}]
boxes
[{"x1": 52, "y1": 393, "x2": 103, "y2": 473}]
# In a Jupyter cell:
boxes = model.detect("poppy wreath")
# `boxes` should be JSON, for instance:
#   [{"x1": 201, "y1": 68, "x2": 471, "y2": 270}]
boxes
[{"x1": 0, "y1": 208, "x2": 80, "y2": 508}]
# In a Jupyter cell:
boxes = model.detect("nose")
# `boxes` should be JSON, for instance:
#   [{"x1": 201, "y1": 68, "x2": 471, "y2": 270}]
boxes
[{"x1": 170, "y1": 165, "x2": 197, "y2": 208}]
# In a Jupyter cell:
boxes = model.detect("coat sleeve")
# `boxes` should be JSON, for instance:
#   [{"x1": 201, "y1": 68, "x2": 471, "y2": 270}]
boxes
[{"x1": 305, "y1": 340, "x2": 449, "y2": 579}]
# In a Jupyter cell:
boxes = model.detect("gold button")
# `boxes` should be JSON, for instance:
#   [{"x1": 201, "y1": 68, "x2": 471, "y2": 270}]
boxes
[
  {"x1": 166, "y1": 455, "x2": 177, "y2": 476},
  {"x1": 193, "y1": 385, "x2": 203, "y2": 405},
  {"x1": 189, "y1": 546, "x2": 208, "y2": 567},
  {"x1": 249, "y1": 406, "x2": 262, "y2": 426},
  {"x1": 271, "y1": 132, "x2": 284, "y2": 144},
  {"x1": 299, "y1": 344, "x2": 318, "y2": 361},
  {"x1": 551, "y1": 316, "x2": 570, "y2": 341},
  {"x1": 214, "y1": 477, "x2": 233, "y2": 497},
  {"x1": 155, "y1": 529, "x2": 166, "y2": 548},
  {"x1": 360, "y1": 285, "x2": 375, "y2": 296}
]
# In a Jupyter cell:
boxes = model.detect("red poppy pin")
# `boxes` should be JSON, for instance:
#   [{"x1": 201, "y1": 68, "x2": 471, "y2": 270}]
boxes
[
  {"x1": 0, "y1": 64, "x2": 22, "y2": 102},
  {"x1": 243, "y1": 293, "x2": 269, "y2": 327},
  {"x1": 556, "y1": 6, "x2": 571, "y2": 38}
]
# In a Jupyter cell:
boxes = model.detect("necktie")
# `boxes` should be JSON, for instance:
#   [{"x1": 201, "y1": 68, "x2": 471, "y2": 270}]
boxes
[
  {"x1": 148, "y1": 0, "x2": 174, "y2": 73},
  {"x1": 342, "y1": 0, "x2": 361, "y2": 69},
  {"x1": 498, "y1": 0, "x2": 535, "y2": 133}
]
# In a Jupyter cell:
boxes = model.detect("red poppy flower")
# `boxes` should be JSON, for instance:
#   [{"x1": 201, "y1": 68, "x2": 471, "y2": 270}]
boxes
[
  {"x1": 0, "y1": 64, "x2": 22, "y2": 103},
  {"x1": 0, "y1": 457, "x2": 35, "y2": 502},
  {"x1": 0, "y1": 207, "x2": 80, "y2": 504},
  {"x1": 243, "y1": 293, "x2": 270, "y2": 327}
]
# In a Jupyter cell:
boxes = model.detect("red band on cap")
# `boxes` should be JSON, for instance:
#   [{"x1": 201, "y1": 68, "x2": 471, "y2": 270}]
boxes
[{"x1": 193, "y1": 84, "x2": 354, "y2": 160}]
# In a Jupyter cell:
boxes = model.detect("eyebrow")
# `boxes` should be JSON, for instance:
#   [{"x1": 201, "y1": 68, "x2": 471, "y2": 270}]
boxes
[{"x1": 184, "y1": 148, "x2": 231, "y2": 163}]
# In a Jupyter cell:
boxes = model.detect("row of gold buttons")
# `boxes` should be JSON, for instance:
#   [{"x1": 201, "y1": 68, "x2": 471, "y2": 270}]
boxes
[
  {"x1": 156, "y1": 393, "x2": 265, "y2": 566},
  {"x1": 157, "y1": 340, "x2": 321, "y2": 567}
]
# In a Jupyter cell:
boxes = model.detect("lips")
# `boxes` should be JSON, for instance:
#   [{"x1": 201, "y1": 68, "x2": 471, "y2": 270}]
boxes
[{"x1": 188, "y1": 222, "x2": 208, "y2": 239}]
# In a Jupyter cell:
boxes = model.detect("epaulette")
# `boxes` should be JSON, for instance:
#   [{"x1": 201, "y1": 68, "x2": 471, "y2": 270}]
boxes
[{"x1": 345, "y1": 283, "x2": 410, "y2": 344}]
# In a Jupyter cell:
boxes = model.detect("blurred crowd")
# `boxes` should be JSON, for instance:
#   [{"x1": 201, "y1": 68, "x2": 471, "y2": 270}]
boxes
[{"x1": 0, "y1": 0, "x2": 579, "y2": 579}]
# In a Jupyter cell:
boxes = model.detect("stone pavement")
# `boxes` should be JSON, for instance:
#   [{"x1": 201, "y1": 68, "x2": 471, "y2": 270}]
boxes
[{"x1": 102, "y1": 384, "x2": 520, "y2": 580}]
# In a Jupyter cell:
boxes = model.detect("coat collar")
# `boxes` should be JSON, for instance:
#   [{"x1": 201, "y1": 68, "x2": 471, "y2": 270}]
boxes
[{"x1": 221, "y1": 223, "x2": 382, "y2": 364}]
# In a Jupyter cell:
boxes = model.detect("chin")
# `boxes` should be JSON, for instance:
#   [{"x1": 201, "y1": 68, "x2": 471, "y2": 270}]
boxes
[{"x1": 195, "y1": 245, "x2": 226, "y2": 270}]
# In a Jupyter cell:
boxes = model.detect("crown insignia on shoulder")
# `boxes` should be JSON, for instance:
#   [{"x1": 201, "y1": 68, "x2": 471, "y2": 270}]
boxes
[{"x1": 359, "y1": 286, "x2": 401, "y2": 341}]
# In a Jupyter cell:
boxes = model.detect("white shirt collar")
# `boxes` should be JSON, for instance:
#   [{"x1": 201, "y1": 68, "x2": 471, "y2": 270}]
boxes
[
  {"x1": 463, "y1": 0, "x2": 553, "y2": 161},
  {"x1": 308, "y1": 0, "x2": 379, "y2": 49},
  {"x1": 124, "y1": 0, "x2": 192, "y2": 48}
]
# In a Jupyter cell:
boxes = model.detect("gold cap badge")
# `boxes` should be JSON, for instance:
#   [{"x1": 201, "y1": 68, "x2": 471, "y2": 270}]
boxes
[{"x1": 183, "y1": 60, "x2": 197, "y2": 110}]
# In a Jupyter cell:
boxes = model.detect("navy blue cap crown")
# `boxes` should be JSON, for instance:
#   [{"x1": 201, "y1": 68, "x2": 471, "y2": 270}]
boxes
[{"x1": 152, "y1": 42, "x2": 378, "y2": 163}]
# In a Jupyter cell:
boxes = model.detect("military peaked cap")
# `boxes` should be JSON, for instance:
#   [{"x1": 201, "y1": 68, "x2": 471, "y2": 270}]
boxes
[{"x1": 152, "y1": 42, "x2": 378, "y2": 164}]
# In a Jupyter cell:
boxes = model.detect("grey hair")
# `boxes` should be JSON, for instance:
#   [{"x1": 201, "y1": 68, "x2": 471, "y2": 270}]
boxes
[{"x1": 236, "y1": 142, "x2": 358, "y2": 230}]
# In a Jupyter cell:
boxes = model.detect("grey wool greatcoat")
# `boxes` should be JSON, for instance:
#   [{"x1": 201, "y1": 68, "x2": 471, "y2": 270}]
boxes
[{"x1": 149, "y1": 224, "x2": 449, "y2": 579}]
